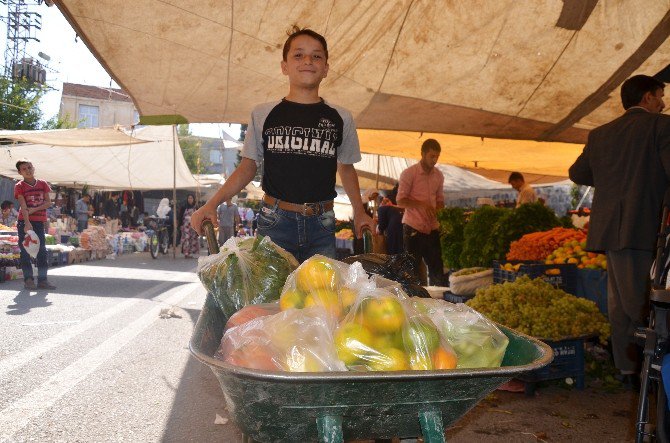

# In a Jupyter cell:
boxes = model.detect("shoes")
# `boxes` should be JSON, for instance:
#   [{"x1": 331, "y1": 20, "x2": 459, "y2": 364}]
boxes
[
  {"x1": 24, "y1": 279, "x2": 36, "y2": 290},
  {"x1": 37, "y1": 281, "x2": 56, "y2": 290}
]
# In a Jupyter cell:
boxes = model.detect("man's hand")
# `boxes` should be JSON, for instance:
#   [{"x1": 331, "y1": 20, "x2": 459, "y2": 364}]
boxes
[
  {"x1": 353, "y1": 210, "x2": 374, "y2": 238},
  {"x1": 190, "y1": 203, "x2": 218, "y2": 235},
  {"x1": 422, "y1": 202, "x2": 437, "y2": 219}
]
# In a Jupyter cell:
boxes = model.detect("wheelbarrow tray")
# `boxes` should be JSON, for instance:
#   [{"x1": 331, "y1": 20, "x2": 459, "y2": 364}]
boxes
[{"x1": 190, "y1": 294, "x2": 553, "y2": 442}]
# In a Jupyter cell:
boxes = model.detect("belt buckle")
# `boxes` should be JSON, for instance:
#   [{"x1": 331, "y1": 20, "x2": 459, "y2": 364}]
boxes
[{"x1": 302, "y1": 202, "x2": 319, "y2": 216}]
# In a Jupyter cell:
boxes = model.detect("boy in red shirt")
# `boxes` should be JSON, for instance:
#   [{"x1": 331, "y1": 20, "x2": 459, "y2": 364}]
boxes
[{"x1": 14, "y1": 159, "x2": 56, "y2": 290}]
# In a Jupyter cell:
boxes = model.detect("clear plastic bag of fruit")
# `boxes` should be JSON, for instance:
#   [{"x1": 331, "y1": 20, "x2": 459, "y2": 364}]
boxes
[
  {"x1": 197, "y1": 236, "x2": 299, "y2": 317},
  {"x1": 215, "y1": 305, "x2": 347, "y2": 372},
  {"x1": 413, "y1": 298, "x2": 508, "y2": 368},
  {"x1": 278, "y1": 255, "x2": 372, "y2": 320},
  {"x1": 334, "y1": 286, "x2": 458, "y2": 371},
  {"x1": 224, "y1": 302, "x2": 281, "y2": 331}
]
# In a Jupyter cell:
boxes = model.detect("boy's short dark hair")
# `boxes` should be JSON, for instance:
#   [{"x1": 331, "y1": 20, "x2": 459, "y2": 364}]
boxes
[
  {"x1": 15, "y1": 158, "x2": 31, "y2": 172},
  {"x1": 282, "y1": 25, "x2": 328, "y2": 61},
  {"x1": 421, "y1": 139, "x2": 441, "y2": 154},
  {"x1": 508, "y1": 171, "x2": 524, "y2": 183},
  {"x1": 1, "y1": 200, "x2": 12, "y2": 210},
  {"x1": 621, "y1": 75, "x2": 664, "y2": 110}
]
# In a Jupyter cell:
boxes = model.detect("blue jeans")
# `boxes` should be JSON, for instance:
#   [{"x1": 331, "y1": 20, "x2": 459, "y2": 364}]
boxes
[
  {"x1": 77, "y1": 219, "x2": 88, "y2": 232},
  {"x1": 256, "y1": 200, "x2": 336, "y2": 263},
  {"x1": 17, "y1": 220, "x2": 48, "y2": 283}
]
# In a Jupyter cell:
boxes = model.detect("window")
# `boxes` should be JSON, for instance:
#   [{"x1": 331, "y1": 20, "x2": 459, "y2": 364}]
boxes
[
  {"x1": 78, "y1": 104, "x2": 99, "y2": 128},
  {"x1": 209, "y1": 149, "x2": 222, "y2": 164}
]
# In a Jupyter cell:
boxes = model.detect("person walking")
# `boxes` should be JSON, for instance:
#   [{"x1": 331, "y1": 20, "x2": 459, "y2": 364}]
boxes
[
  {"x1": 75, "y1": 194, "x2": 93, "y2": 232},
  {"x1": 14, "y1": 158, "x2": 56, "y2": 290},
  {"x1": 189, "y1": 26, "x2": 372, "y2": 262},
  {"x1": 397, "y1": 139, "x2": 445, "y2": 286},
  {"x1": 179, "y1": 194, "x2": 200, "y2": 258},
  {"x1": 569, "y1": 74, "x2": 670, "y2": 387},
  {"x1": 216, "y1": 199, "x2": 240, "y2": 246}
]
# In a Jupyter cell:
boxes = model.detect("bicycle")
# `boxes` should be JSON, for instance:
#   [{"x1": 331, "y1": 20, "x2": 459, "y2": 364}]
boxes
[
  {"x1": 146, "y1": 216, "x2": 171, "y2": 259},
  {"x1": 636, "y1": 191, "x2": 670, "y2": 442}
]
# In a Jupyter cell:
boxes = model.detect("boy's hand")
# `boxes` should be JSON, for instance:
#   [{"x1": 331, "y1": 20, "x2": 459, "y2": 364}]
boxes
[
  {"x1": 190, "y1": 203, "x2": 218, "y2": 235},
  {"x1": 24, "y1": 222, "x2": 32, "y2": 233}
]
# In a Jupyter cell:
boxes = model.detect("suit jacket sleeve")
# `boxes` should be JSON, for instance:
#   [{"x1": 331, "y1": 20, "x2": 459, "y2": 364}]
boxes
[{"x1": 568, "y1": 142, "x2": 594, "y2": 186}]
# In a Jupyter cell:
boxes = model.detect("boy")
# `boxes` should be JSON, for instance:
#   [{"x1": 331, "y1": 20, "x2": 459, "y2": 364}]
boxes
[
  {"x1": 14, "y1": 159, "x2": 56, "y2": 290},
  {"x1": 191, "y1": 26, "x2": 372, "y2": 262}
]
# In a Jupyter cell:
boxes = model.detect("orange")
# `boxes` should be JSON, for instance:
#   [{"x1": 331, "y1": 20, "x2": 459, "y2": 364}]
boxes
[
  {"x1": 433, "y1": 347, "x2": 458, "y2": 370},
  {"x1": 279, "y1": 289, "x2": 305, "y2": 311},
  {"x1": 295, "y1": 257, "x2": 339, "y2": 292},
  {"x1": 371, "y1": 332, "x2": 404, "y2": 351},
  {"x1": 304, "y1": 289, "x2": 342, "y2": 318},
  {"x1": 339, "y1": 287, "x2": 358, "y2": 310},
  {"x1": 334, "y1": 322, "x2": 374, "y2": 365},
  {"x1": 369, "y1": 348, "x2": 409, "y2": 371},
  {"x1": 363, "y1": 296, "x2": 405, "y2": 333}
]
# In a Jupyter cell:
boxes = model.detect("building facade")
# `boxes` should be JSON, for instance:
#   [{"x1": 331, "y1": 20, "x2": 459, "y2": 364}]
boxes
[{"x1": 59, "y1": 82, "x2": 139, "y2": 128}]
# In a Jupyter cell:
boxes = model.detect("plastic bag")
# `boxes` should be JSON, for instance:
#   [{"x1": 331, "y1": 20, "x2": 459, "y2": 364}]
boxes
[
  {"x1": 23, "y1": 230, "x2": 40, "y2": 258},
  {"x1": 278, "y1": 255, "x2": 372, "y2": 320},
  {"x1": 334, "y1": 286, "x2": 457, "y2": 371},
  {"x1": 413, "y1": 298, "x2": 508, "y2": 368},
  {"x1": 448, "y1": 267, "x2": 493, "y2": 296},
  {"x1": 197, "y1": 235, "x2": 299, "y2": 317},
  {"x1": 216, "y1": 305, "x2": 346, "y2": 372},
  {"x1": 224, "y1": 302, "x2": 281, "y2": 331},
  {"x1": 342, "y1": 253, "x2": 431, "y2": 298}
]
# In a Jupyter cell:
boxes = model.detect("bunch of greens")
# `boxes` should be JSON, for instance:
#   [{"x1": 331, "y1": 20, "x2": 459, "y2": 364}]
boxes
[
  {"x1": 437, "y1": 207, "x2": 467, "y2": 270},
  {"x1": 459, "y1": 206, "x2": 508, "y2": 267},
  {"x1": 198, "y1": 236, "x2": 299, "y2": 317}
]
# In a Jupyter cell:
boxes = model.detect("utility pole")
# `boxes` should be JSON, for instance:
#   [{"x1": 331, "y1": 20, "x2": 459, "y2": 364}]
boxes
[{"x1": 1, "y1": 0, "x2": 48, "y2": 82}]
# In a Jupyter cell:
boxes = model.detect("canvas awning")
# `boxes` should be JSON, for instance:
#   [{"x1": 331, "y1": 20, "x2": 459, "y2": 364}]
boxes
[
  {"x1": 0, "y1": 125, "x2": 203, "y2": 190},
  {"x1": 53, "y1": 1, "x2": 670, "y2": 179}
]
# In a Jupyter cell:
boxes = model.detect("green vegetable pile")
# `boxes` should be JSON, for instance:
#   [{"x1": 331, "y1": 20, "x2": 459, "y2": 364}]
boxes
[{"x1": 198, "y1": 236, "x2": 299, "y2": 317}]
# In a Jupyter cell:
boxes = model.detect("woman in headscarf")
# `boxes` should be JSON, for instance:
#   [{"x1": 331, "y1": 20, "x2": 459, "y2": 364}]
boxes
[{"x1": 179, "y1": 194, "x2": 200, "y2": 258}]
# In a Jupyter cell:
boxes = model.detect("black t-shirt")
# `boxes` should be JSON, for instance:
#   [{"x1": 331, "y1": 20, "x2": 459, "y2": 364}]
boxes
[{"x1": 242, "y1": 99, "x2": 361, "y2": 204}]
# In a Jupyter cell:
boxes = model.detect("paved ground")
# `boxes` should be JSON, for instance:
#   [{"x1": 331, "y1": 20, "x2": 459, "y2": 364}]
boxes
[{"x1": 0, "y1": 251, "x2": 640, "y2": 442}]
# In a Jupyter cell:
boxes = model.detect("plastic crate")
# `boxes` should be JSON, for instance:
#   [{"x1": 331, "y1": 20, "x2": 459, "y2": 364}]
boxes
[
  {"x1": 492, "y1": 260, "x2": 578, "y2": 295},
  {"x1": 48, "y1": 250, "x2": 60, "y2": 267},
  {"x1": 519, "y1": 337, "x2": 585, "y2": 395},
  {"x1": 575, "y1": 269, "x2": 608, "y2": 317},
  {"x1": 443, "y1": 291, "x2": 474, "y2": 304}
]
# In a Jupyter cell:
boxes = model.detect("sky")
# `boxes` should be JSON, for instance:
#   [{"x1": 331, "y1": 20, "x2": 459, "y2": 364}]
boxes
[{"x1": 0, "y1": 3, "x2": 239, "y2": 139}]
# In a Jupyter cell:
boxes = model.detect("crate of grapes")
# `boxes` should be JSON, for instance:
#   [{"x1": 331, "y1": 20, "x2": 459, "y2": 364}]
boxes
[
  {"x1": 518, "y1": 336, "x2": 586, "y2": 396},
  {"x1": 492, "y1": 260, "x2": 577, "y2": 295}
]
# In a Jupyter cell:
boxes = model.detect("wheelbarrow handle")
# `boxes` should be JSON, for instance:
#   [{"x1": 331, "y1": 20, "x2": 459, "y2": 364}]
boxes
[{"x1": 201, "y1": 219, "x2": 219, "y2": 255}]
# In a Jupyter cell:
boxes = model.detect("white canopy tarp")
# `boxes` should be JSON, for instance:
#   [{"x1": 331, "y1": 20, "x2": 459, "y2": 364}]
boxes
[
  {"x1": 53, "y1": 1, "x2": 670, "y2": 179},
  {"x1": 0, "y1": 125, "x2": 203, "y2": 190}
]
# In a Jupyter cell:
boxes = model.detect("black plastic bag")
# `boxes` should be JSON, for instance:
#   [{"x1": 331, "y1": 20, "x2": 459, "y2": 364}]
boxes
[{"x1": 341, "y1": 252, "x2": 431, "y2": 298}]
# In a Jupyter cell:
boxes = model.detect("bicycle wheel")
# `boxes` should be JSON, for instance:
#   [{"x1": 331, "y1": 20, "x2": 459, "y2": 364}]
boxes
[
  {"x1": 160, "y1": 229, "x2": 170, "y2": 254},
  {"x1": 149, "y1": 232, "x2": 159, "y2": 259}
]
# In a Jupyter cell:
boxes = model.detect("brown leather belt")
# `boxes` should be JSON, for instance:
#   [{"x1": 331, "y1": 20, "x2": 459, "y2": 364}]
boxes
[{"x1": 263, "y1": 195, "x2": 333, "y2": 216}]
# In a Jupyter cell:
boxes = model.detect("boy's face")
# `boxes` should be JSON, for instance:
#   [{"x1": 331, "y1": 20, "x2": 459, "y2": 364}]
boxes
[
  {"x1": 18, "y1": 162, "x2": 34, "y2": 180},
  {"x1": 281, "y1": 35, "x2": 329, "y2": 89}
]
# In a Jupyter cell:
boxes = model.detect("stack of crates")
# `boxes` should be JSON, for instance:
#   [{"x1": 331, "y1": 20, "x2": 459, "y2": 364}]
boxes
[
  {"x1": 492, "y1": 260, "x2": 578, "y2": 295},
  {"x1": 519, "y1": 337, "x2": 586, "y2": 395}
]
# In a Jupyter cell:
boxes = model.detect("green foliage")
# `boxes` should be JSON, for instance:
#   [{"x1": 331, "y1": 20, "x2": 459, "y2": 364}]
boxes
[
  {"x1": 459, "y1": 205, "x2": 508, "y2": 267},
  {"x1": 437, "y1": 207, "x2": 467, "y2": 269},
  {"x1": 486, "y1": 203, "x2": 560, "y2": 263},
  {"x1": 42, "y1": 112, "x2": 78, "y2": 129},
  {"x1": 0, "y1": 77, "x2": 46, "y2": 130},
  {"x1": 558, "y1": 215, "x2": 575, "y2": 228},
  {"x1": 177, "y1": 124, "x2": 208, "y2": 174}
]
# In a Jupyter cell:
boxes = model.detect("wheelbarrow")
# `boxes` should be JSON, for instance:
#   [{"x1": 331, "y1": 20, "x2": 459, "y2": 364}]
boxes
[{"x1": 192, "y1": 223, "x2": 554, "y2": 442}]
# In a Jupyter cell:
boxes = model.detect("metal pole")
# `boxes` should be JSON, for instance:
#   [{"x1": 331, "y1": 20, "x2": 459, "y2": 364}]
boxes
[
  {"x1": 172, "y1": 124, "x2": 178, "y2": 259},
  {"x1": 576, "y1": 186, "x2": 592, "y2": 210},
  {"x1": 375, "y1": 154, "x2": 380, "y2": 190}
]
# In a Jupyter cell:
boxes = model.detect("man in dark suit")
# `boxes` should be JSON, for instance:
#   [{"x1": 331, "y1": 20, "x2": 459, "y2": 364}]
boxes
[{"x1": 569, "y1": 75, "x2": 670, "y2": 383}]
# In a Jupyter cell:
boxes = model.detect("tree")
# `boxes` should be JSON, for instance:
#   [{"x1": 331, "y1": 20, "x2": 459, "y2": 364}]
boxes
[
  {"x1": 0, "y1": 77, "x2": 45, "y2": 130},
  {"x1": 177, "y1": 124, "x2": 207, "y2": 174},
  {"x1": 42, "y1": 113, "x2": 79, "y2": 130}
]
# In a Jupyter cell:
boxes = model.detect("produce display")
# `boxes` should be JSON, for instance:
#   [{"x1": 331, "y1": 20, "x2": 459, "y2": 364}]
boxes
[
  {"x1": 467, "y1": 275, "x2": 610, "y2": 343},
  {"x1": 0, "y1": 223, "x2": 14, "y2": 231},
  {"x1": 198, "y1": 236, "x2": 299, "y2": 317},
  {"x1": 79, "y1": 226, "x2": 109, "y2": 251},
  {"x1": 335, "y1": 228, "x2": 354, "y2": 240},
  {"x1": 44, "y1": 234, "x2": 57, "y2": 245},
  {"x1": 506, "y1": 227, "x2": 586, "y2": 261},
  {"x1": 414, "y1": 298, "x2": 508, "y2": 368},
  {"x1": 546, "y1": 240, "x2": 607, "y2": 270}
]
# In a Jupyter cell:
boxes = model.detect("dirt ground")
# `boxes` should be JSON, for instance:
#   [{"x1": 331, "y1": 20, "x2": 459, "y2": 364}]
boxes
[{"x1": 445, "y1": 382, "x2": 638, "y2": 442}]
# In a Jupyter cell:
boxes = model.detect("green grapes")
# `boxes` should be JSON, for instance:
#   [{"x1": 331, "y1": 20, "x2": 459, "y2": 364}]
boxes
[{"x1": 466, "y1": 276, "x2": 610, "y2": 343}]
